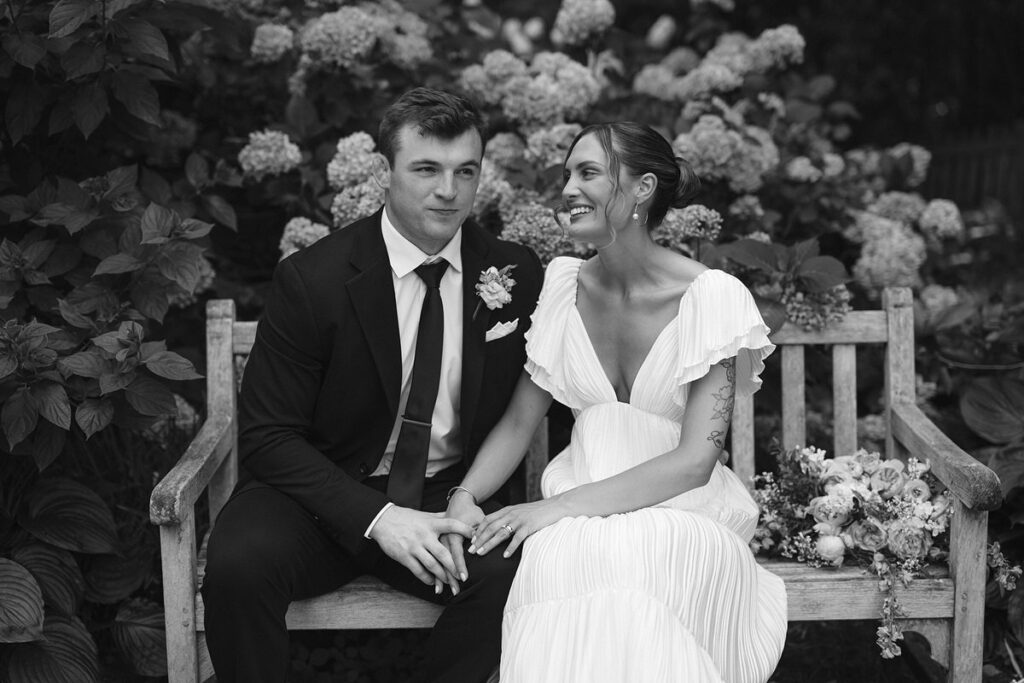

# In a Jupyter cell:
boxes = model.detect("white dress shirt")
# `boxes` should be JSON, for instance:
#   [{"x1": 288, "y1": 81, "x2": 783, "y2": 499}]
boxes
[{"x1": 371, "y1": 208, "x2": 465, "y2": 479}]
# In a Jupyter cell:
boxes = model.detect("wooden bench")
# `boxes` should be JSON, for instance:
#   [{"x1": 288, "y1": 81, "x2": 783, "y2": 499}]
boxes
[{"x1": 151, "y1": 288, "x2": 1001, "y2": 683}]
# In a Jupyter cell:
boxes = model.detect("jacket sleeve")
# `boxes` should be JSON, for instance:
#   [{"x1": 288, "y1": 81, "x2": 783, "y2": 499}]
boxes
[{"x1": 237, "y1": 256, "x2": 389, "y2": 555}]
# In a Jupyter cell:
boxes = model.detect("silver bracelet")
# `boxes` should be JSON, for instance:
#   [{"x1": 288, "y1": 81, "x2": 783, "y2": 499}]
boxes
[{"x1": 446, "y1": 485, "x2": 477, "y2": 504}]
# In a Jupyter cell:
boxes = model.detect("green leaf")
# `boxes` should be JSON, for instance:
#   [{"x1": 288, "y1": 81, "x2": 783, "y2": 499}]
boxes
[
  {"x1": 130, "y1": 277, "x2": 170, "y2": 322},
  {"x1": 60, "y1": 40, "x2": 106, "y2": 79},
  {"x1": 185, "y1": 152, "x2": 209, "y2": 188},
  {"x1": 721, "y1": 239, "x2": 779, "y2": 274},
  {"x1": 103, "y1": 165, "x2": 138, "y2": 200},
  {"x1": 104, "y1": 0, "x2": 138, "y2": 18},
  {"x1": 984, "y1": 445, "x2": 1024, "y2": 499},
  {"x1": 93, "y1": 252, "x2": 144, "y2": 276},
  {"x1": 24, "y1": 269, "x2": 52, "y2": 286},
  {"x1": 179, "y1": 218, "x2": 214, "y2": 239},
  {"x1": 48, "y1": 99, "x2": 76, "y2": 136},
  {"x1": 796, "y1": 255, "x2": 848, "y2": 293},
  {"x1": 2, "y1": 33, "x2": 48, "y2": 68},
  {"x1": 57, "y1": 300, "x2": 94, "y2": 330},
  {"x1": 144, "y1": 350, "x2": 201, "y2": 380},
  {"x1": 99, "y1": 370, "x2": 134, "y2": 394},
  {"x1": 155, "y1": 241, "x2": 203, "y2": 291},
  {"x1": 19, "y1": 478, "x2": 119, "y2": 554},
  {"x1": 74, "y1": 398, "x2": 113, "y2": 438},
  {"x1": 200, "y1": 193, "x2": 237, "y2": 230},
  {"x1": 7, "y1": 614, "x2": 100, "y2": 683},
  {"x1": 22, "y1": 240, "x2": 56, "y2": 269},
  {"x1": 49, "y1": 0, "x2": 95, "y2": 39},
  {"x1": 32, "y1": 203, "x2": 99, "y2": 233},
  {"x1": 12, "y1": 545, "x2": 84, "y2": 617},
  {"x1": 0, "y1": 194, "x2": 30, "y2": 221},
  {"x1": 31, "y1": 381, "x2": 71, "y2": 429},
  {"x1": 139, "y1": 202, "x2": 177, "y2": 243},
  {"x1": 3, "y1": 385, "x2": 39, "y2": 449},
  {"x1": 6, "y1": 83, "x2": 47, "y2": 145},
  {"x1": 119, "y1": 17, "x2": 169, "y2": 62},
  {"x1": 110, "y1": 70, "x2": 160, "y2": 126},
  {"x1": 124, "y1": 374, "x2": 175, "y2": 415},
  {"x1": 71, "y1": 82, "x2": 108, "y2": 139},
  {"x1": 0, "y1": 352, "x2": 16, "y2": 379},
  {"x1": 31, "y1": 419, "x2": 67, "y2": 471},
  {"x1": 0, "y1": 558, "x2": 45, "y2": 643},
  {"x1": 112, "y1": 599, "x2": 166, "y2": 677},
  {"x1": 961, "y1": 377, "x2": 1024, "y2": 445},
  {"x1": 82, "y1": 546, "x2": 147, "y2": 604},
  {"x1": 139, "y1": 167, "x2": 171, "y2": 204}
]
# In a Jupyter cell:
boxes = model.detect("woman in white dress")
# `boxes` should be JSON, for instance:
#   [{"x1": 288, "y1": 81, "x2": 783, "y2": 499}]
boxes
[{"x1": 443, "y1": 122, "x2": 787, "y2": 683}]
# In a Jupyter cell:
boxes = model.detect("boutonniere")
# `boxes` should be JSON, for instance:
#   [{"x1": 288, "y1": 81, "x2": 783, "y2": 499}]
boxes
[{"x1": 473, "y1": 265, "x2": 517, "y2": 320}]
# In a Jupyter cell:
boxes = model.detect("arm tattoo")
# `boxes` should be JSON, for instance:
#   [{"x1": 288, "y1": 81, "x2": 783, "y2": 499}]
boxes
[{"x1": 707, "y1": 358, "x2": 736, "y2": 448}]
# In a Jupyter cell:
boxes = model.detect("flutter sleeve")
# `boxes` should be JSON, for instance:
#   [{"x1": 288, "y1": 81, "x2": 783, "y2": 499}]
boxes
[
  {"x1": 523, "y1": 257, "x2": 584, "y2": 409},
  {"x1": 673, "y1": 269, "x2": 775, "y2": 403}
]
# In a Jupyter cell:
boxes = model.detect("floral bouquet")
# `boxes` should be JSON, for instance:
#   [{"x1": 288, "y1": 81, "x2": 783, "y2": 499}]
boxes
[{"x1": 751, "y1": 444, "x2": 1020, "y2": 657}]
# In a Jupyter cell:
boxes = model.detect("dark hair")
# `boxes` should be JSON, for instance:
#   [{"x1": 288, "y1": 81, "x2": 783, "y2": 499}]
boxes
[
  {"x1": 377, "y1": 87, "x2": 488, "y2": 164},
  {"x1": 564, "y1": 122, "x2": 699, "y2": 228}
]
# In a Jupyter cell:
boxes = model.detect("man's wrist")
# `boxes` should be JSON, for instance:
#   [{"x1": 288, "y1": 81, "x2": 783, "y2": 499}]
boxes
[{"x1": 364, "y1": 502, "x2": 395, "y2": 539}]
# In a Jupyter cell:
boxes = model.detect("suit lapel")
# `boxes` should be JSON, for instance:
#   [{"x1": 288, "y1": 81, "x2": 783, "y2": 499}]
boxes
[
  {"x1": 460, "y1": 224, "x2": 491, "y2": 455},
  {"x1": 346, "y1": 214, "x2": 402, "y2": 418}
]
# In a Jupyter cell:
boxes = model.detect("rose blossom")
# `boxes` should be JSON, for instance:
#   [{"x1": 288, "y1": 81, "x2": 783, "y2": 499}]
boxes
[
  {"x1": 477, "y1": 279, "x2": 512, "y2": 308},
  {"x1": 851, "y1": 448, "x2": 882, "y2": 475},
  {"x1": 808, "y1": 494, "x2": 852, "y2": 529},
  {"x1": 887, "y1": 518, "x2": 933, "y2": 560},
  {"x1": 869, "y1": 460, "x2": 907, "y2": 499},
  {"x1": 816, "y1": 535, "x2": 846, "y2": 566},
  {"x1": 849, "y1": 518, "x2": 888, "y2": 552},
  {"x1": 901, "y1": 478, "x2": 932, "y2": 503}
]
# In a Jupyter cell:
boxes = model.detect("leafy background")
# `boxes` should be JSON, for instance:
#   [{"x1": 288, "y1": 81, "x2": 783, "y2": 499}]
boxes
[{"x1": 1, "y1": 0, "x2": 1022, "y2": 681}]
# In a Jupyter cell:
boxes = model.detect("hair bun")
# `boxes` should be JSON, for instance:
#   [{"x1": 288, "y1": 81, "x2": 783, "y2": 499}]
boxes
[{"x1": 671, "y1": 156, "x2": 700, "y2": 208}]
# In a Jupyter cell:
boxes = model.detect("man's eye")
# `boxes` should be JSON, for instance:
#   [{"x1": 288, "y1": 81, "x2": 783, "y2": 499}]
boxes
[
  {"x1": 458, "y1": 168, "x2": 478, "y2": 177},
  {"x1": 416, "y1": 167, "x2": 436, "y2": 174}
]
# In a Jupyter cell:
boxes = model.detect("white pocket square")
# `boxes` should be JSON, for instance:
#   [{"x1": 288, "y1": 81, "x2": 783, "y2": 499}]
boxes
[{"x1": 485, "y1": 318, "x2": 519, "y2": 342}]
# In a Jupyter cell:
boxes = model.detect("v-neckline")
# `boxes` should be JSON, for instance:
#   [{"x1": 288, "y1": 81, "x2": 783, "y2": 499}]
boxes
[{"x1": 570, "y1": 260, "x2": 712, "y2": 405}]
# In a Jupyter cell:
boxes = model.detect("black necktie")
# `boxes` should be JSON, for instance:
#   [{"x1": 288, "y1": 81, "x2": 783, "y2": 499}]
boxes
[{"x1": 387, "y1": 260, "x2": 450, "y2": 508}]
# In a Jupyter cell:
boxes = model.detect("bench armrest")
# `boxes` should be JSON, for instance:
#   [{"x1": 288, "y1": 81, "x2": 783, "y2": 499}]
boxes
[
  {"x1": 149, "y1": 412, "x2": 234, "y2": 526},
  {"x1": 890, "y1": 401, "x2": 1002, "y2": 511}
]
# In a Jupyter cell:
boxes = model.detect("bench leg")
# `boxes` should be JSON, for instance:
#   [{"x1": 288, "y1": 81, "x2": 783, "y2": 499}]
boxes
[
  {"x1": 948, "y1": 503, "x2": 988, "y2": 683},
  {"x1": 161, "y1": 518, "x2": 200, "y2": 683}
]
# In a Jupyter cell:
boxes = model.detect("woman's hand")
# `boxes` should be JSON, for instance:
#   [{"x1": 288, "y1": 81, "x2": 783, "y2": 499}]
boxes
[
  {"x1": 441, "y1": 493, "x2": 484, "y2": 594},
  {"x1": 469, "y1": 498, "x2": 569, "y2": 558}
]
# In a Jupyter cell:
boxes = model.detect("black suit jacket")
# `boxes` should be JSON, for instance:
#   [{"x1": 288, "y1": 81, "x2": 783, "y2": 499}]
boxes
[{"x1": 236, "y1": 210, "x2": 544, "y2": 555}]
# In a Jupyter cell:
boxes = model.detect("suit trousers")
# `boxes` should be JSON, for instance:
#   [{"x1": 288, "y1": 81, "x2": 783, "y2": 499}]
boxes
[{"x1": 202, "y1": 466, "x2": 520, "y2": 683}]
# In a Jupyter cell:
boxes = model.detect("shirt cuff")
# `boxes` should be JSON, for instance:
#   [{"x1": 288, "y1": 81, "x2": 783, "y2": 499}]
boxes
[{"x1": 363, "y1": 502, "x2": 395, "y2": 539}]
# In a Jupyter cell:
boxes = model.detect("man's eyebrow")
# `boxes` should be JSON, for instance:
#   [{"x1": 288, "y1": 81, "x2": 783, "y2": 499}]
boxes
[{"x1": 405, "y1": 158, "x2": 481, "y2": 168}]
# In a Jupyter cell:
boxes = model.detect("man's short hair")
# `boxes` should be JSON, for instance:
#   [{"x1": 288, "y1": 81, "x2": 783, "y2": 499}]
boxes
[{"x1": 378, "y1": 87, "x2": 487, "y2": 164}]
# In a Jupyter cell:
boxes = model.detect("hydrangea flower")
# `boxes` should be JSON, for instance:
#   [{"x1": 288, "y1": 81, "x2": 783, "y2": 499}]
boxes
[
  {"x1": 485, "y1": 133, "x2": 528, "y2": 170},
  {"x1": 888, "y1": 143, "x2": 932, "y2": 187},
  {"x1": 364, "y1": 0, "x2": 433, "y2": 69},
  {"x1": 550, "y1": 0, "x2": 615, "y2": 47},
  {"x1": 632, "y1": 65, "x2": 677, "y2": 101},
  {"x1": 280, "y1": 217, "x2": 331, "y2": 259},
  {"x1": 822, "y1": 153, "x2": 845, "y2": 178},
  {"x1": 852, "y1": 215, "x2": 926, "y2": 297},
  {"x1": 672, "y1": 63, "x2": 743, "y2": 101},
  {"x1": 785, "y1": 156, "x2": 822, "y2": 183},
  {"x1": 525, "y1": 123, "x2": 581, "y2": 168},
  {"x1": 251, "y1": 23, "x2": 294, "y2": 63},
  {"x1": 327, "y1": 132, "x2": 377, "y2": 191},
  {"x1": 169, "y1": 257, "x2": 216, "y2": 308},
  {"x1": 748, "y1": 24, "x2": 805, "y2": 72},
  {"x1": 867, "y1": 192, "x2": 926, "y2": 224},
  {"x1": 781, "y1": 283, "x2": 852, "y2": 330},
  {"x1": 653, "y1": 205, "x2": 722, "y2": 253},
  {"x1": 529, "y1": 52, "x2": 602, "y2": 120},
  {"x1": 918, "y1": 283, "x2": 959, "y2": 316},
  {"x1": 300, "y1": 6, "x2": 383, "y2": 70},
  {"x1": 498, "y1": 193, "x2": 580, "y2": 265},
  {"x1": 238, "y1": 129, "x2": 302, "y2": 181},
  {"x1": 473, "y1": 159, "x2": 516, "y2": 218},
  {"x1": 728, "y1": 195, "x2": 765, "y2": 221},
  {"x1": 330, "y1": 178, "x2": 385, "y2": 228},
  {"x1": 918, "y1": 199, "x2": 963, "y2": 241},
  {"x1": 645, "y1": 14, "x2": 676, "y2": 50},
  {"x1": 674, "y1": 115, "x2": 779, "y2": 193},
  {"x1": 662, "y1": 46, "x2": 701, "y2": 73}
]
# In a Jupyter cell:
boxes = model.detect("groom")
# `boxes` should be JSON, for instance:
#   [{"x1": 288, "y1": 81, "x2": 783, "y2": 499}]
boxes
[{"x1": 201, "y1": 88, "x2": 543, "y2": 682}]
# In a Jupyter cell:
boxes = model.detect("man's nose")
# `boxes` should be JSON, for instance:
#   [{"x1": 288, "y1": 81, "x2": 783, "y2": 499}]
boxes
[{"x1": 434, "y1": 172, "x2": 457, "y2": 200}]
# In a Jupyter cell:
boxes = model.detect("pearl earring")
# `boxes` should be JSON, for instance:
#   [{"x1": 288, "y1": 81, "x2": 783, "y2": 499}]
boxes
[{"x1": 632, "y1": 201, "x2": 640, "y2": 222}]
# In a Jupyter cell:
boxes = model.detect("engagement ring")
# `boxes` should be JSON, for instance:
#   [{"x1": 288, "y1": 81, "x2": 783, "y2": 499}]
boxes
[{"x1": 502, "y1": 524, "x2": 514, "y2": 535}]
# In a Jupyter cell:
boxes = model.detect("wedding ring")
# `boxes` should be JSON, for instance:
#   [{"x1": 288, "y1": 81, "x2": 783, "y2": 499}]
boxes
[{"x1": 502, "y1": 524, "x2": 514, "y2": 535}]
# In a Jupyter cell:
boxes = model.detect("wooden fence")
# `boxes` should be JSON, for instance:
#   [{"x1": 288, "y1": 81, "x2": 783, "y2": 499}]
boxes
[{"x1": 923, "y1": 120, "x2": 1024, "y2": 223}]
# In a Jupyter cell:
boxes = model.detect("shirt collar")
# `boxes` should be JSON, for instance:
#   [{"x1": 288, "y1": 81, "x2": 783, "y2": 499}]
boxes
[{"x1": 381, "y1": 207, "x2": 463, "y2": 278}]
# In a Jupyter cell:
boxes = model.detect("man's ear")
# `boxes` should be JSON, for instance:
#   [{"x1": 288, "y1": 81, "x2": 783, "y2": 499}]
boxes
[{"x1": 371, "y1": 153, "x2": 391, "y2": 189}]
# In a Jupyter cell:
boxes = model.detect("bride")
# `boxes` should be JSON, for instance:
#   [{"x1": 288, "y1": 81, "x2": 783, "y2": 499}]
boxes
[{"x1": 443, "y1": 121, "x2": 787, "y2": 683}]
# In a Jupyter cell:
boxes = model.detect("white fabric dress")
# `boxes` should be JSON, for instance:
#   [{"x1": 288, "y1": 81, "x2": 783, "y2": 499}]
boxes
[{"x1": 500, "y1": 257, "x2": 788, "y2": 683}]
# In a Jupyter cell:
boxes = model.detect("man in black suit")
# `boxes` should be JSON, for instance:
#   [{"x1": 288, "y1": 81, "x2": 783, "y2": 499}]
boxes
[{"x1": 202, "y1": 88, "x2": 543, "y2": 682}]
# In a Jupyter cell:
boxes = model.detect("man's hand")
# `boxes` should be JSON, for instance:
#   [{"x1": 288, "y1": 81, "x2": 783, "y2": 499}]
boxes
[
  {"x1": 368, "y1": 506, "x2": 474, "y2": 592},
  {"x1": 442, "y1": 493, "x2": 485, "y2": 591}
]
